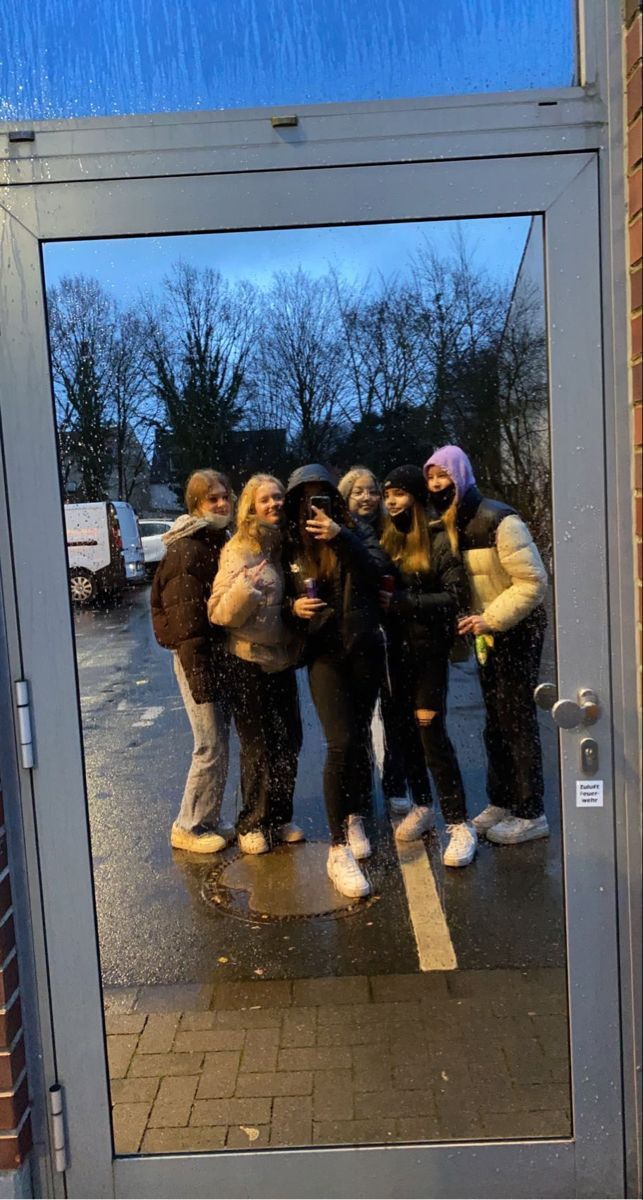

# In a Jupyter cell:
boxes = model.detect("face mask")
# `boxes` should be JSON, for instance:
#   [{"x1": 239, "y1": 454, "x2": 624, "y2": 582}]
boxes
[
  {"x1": 204, "y1": 511, "x2": 231, "y2": 529},
  {"x1": 391, "y1": 508, "x2": 413, "y2": 533},
  {"x1": 430, "y1": 482, "x2": 455, "y2": 513}
]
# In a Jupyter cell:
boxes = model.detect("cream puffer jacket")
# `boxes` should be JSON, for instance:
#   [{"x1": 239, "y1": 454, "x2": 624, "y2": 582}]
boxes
[
  {"x1": 457, "y1": 489, "x2": 547, "y2": 633},
  {"x1": 208, "y1": 538, "x2": 298, "y2": 673}
]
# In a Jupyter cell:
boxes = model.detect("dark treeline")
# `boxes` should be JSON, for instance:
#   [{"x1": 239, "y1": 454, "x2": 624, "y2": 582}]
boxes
[{"x1": 47, "y1": 236, "x2": 551, "y2": 555}]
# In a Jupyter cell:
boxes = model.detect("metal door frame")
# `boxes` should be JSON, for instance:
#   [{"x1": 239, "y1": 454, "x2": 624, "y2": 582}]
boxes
[{"x1": 0, "y1": 3, "x2": 638, "y2": 1197}]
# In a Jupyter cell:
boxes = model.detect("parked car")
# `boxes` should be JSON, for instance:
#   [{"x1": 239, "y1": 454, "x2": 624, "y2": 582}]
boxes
[
  {"x1": 65, "y1": 500, "x2": 145, "y2": 604},
  {"x1": 137, "y1": 518, "x2": 172, "y2": 577}
]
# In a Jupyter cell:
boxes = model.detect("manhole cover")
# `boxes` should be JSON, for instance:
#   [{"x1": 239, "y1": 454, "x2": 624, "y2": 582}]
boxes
[{"x1": 201, "y1": 841, "x2": 379, "y2": 923}]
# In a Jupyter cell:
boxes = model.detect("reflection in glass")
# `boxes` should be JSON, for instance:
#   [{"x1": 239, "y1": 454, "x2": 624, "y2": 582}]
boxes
[
  {"x1": 2, "y1": 0, "x2": 575, "y2": 122},
  {"x1": 44, "y1": 217, "x2": 570, "y2": 1156}
]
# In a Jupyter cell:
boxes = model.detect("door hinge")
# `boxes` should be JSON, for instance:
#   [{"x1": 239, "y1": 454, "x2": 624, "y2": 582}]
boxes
[
  {"x1": 48, "y1": 1084, "x2": 67, "y2": 1173},
  {"x1": 14, "y1": 680, "x2": 34, "y2": 769}
]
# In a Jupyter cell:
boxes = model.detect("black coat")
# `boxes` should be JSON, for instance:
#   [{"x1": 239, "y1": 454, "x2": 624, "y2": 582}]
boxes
[
  {"x1": 151, "y1": 523, "x2": 228, "y2": 703},
  {"x1": 386, "y1": 527, "x2": 470, "y2": 659}
]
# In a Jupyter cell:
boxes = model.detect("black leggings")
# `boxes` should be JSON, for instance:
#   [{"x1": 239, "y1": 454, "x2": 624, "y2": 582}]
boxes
[
  {"x1": 381, "y1": 639, "x2": 432, "y2": 807},
  {"x1": 308, "y1": 639, "x2": 385, "y2": 842},
  {"x1": 478, "y1": 607, "x2": 546, "y2": 819},
  {"x1": 230, "y1": 659, "x2": 302, "y2": 835}
]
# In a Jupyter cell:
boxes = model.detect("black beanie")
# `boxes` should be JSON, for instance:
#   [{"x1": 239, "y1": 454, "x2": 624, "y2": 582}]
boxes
[{"x1": 382, "y1": 464, "x2": 427, "y2": 505}]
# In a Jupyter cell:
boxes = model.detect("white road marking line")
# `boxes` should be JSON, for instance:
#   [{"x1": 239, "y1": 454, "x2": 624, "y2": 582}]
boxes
[
  {"x1": 132, "y1": 705, "x2": 164, "y2": 727},
  {"x1": 372, "y1": 710, "x2": 457, "y2": 972}
]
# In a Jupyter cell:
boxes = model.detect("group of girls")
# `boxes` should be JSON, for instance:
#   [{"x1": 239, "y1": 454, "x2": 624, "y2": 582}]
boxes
[{"x1": 151, "y1": 445, "x2": 549, "y2": 900}]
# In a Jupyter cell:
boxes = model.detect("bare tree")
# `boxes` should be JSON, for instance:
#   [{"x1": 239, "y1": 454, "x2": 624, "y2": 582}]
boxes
[
  {"x1": 111, "y1": 309, "x2": 157, "y2": 502},
  {"x1": 146, "y1": 263, "x2": 256, "y2": 486}
]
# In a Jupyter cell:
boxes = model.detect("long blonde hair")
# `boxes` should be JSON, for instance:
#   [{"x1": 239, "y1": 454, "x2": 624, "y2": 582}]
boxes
[
  {"x1": 184, "y1": 468, "x2": 232, "y2": 515},
  {"x1": 439, "y1": 499, "x2": 459, "y2": 556},
  {"x1": 232, "y1": 474, "x2": 284, "y2": 553},
  {"x1": 381, "y1": 500, "x2": 432, "y2": 574}
]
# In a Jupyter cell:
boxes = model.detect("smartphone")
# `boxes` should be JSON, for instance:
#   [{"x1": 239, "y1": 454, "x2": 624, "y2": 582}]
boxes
[{"x1": 308, "y1": 495, "x2": 332, "y2": 518}]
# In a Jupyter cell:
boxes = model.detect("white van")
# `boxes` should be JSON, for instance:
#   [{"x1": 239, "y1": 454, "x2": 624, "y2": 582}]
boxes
[{"x1": 64, "y1": 500, "x2": 145, "y2": 604}]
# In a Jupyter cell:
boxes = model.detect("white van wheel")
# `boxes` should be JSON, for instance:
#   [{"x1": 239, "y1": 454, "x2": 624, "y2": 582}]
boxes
[{"x1": 70, "y1": 570, "x2": 96, "y2": 604}]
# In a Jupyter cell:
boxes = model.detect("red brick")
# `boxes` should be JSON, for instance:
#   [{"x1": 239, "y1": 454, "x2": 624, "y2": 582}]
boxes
[
  {"x1": 630, "y1": 214, "x2": 643, "y2": 267},
  {"x1": 632, "y1": 265, "x2": 643, "y2": 312},
  {"x1": 0, "y1": 998, "x2": 21, "y2": 1050},
  {"x1": 637, "y1": 496, "x2": 643, "y2": 537},
  {"x1": 626, "y1": 15, "x2": 642, "y2": 76},
  {"x1": 0, "y1": 1112, "x2": 31, "y2": 1169},
  {"x1": 629, "y1": 116, "x2": 643, "y2": 172},
  {"x1": 0, "y1": 1038, "x2": 26, "y2": 1092},
  {"x1": 633, "y1": 312, "x2": 643, "y2": 358},
  {"x1": 0, "y1": 957, "x2": 19, "y2": 1009},
  {"x1": 628, "y1": 67, "x2": 643, "y2": 125},
  {"x1": 0, "y1": 1075, "x2": 28, "y2": 1132},
  {"x1": 629, "y1": 168, "x2": 642, "y2": 220},
  {"x1": 633, "y1": 366, "x2": 642, "y2": 407},
  {"x1": 637, "y1": 539, "x2": 643, "y2": 582}
]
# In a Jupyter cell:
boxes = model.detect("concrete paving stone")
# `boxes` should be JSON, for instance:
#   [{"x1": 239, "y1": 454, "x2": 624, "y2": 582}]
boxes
[
  {"x1": 270, "y1": 1095, "x2": 312, "y2": 1147},
  {"x1": 316, "y1": 1022, "x2": 389, "y2": 1048},
  {"x1": 211, "y1": 980, "x2": 292, "y2": 1010},
  {"x1": 369, "y1": 974, "x2": 450, "y2": 1004},
  {"x1": 236, "y1": 1071, "x2": 313, "y2": 1098},
  {"x1": 136, "y1": 984, "x2": 213, "y2": 1012},
  {"x1": 352, "y1": 1045, "x2": 393, "y2": 1093},
  {"x1": 137, "y1": 1013, "x2": 180, "y2": 1055},
  {"x1": 354, "y1": 1089, "x2": 437, "y2": 1121},
  {"x1": 396, "y1": 1116, "x2": 442, "y2": 1142},
  {"x1": 240, "y1": 1026, "x2": 280, "y2": 1072},
  {"x1": 213, "y1": 1007, "x2": 283, "y2": 1030},
  {"x1": 482, "y1": 1109, "x2": 571, "y2": 1139},
  {"x1": 457, "y1": 1075, "x2": 518, "y2": 1113},
  {"x1": 505, "y1": 1052, "x2": 567, "y2": 1087},
  {"x1": 293, "y1": 976, "x2": 370, "y2": 1007},
  {"x1": 148, "y1": 1074, "x2": 199, "y2": 1128},
  {"x1": 316, "y1": 1000, "x2": 420, "y2": 1026},
  {"x1": 313, "y1": 1118, "x2": 398, "y2": 1145},
  {"x1": 281, "y1": 1006, "x2": 316, "y2": 1048},
  {"x1": 518, "y1": 1082, "x2": 571, "y2": 1112},
  {"x1": 128, "y1": 1051, "x2": 204, "y2": 1077},
  {"x1": 174, "y1": 1029, "x2": 245, "y2": 1053},
  {"x1": 105, "y1": 1011, "x2": 147, "y2": 1036},
  {"x1": 447, "y1": 969, "x2": 553, "y2": 1002},
  {"x1": 110, "y1": 1077, "x2": 160, "y2": 1105},
  {"x1": 226, "y1": 1124, "x2": 270, "y2": 1149},
  {"x1": 278, "y1": 1045, "x2": 352, "y2": 1072},
  {"x1": 312, "y1": 1069, "x2": 354, "y2": 1122},
  {"x1": 391, "y1": 1057, "x2": 435, "y2": 1093},
  {"x1": 179, "y1": 1011, "x2": 219, "y2": 1032},
  {"x1": 141, "y1": 1126, "x2": 227, "y2": 1153},
  {"x1": 191, "y1": 1097, "x2": 272, "y2": 1126},
  {"x1": 104, "y1": 988, "x2": 139, "y2": 1014},
  {"x1": 196, "y1": 1052, "x2": 241, "y2": 1100},
  {"x1": 112, "y1": 1101, "x2": 153, "y2": 1154},
  {"x1": 438, "y1": 1111, "x2": 485, "y2": 1140},
  {"x1": 530, "y1": 1014, "x2": 570, "y2": 1045},
  {"x1": 107, "y1": 1035, "x2": 140, "y2": 1080}
]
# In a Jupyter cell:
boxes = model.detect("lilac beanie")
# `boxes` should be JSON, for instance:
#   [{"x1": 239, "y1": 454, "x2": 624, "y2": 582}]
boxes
[{"x1": 423, "y1": 445, "x2": 476, "y2": 504}]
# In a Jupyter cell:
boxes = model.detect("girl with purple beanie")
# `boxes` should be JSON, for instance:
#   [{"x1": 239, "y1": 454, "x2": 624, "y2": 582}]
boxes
[{"x1": 424, "y1": 446, "x2": 549, "y2": 845}]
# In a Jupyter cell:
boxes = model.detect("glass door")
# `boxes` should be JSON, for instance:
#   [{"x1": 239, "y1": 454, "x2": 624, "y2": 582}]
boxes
[{"x1": 0, "y1": 150, "x2": 623, "y2": 1198}]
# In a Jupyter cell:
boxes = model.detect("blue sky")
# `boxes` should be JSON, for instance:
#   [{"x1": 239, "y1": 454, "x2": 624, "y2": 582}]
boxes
[{"x1": 43, "y1": 218, "x2": 532, "y2": 304}]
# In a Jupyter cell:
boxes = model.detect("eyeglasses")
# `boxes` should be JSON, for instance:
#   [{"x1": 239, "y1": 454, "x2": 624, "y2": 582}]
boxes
[{"x1": 352, "y1": 487, "x2": 379, "y2": 498}]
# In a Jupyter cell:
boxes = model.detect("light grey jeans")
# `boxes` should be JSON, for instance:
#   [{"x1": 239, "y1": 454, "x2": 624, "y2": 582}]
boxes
[{"x1": 173, "y1": 653, "x2": 231, "y2": 831}]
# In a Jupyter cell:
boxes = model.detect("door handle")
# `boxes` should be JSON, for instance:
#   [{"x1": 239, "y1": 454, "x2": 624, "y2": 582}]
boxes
[{"x1": 534, "y1": 683, "x2": 600, "y2": 729}]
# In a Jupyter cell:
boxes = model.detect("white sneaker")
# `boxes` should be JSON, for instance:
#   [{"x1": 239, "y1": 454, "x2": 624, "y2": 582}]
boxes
[
  {"x1": 326, "y1": 844, "x2": 370, "y2": 898},
  {"x1": 346, "y1": 814, "x2": 371, "y2": 860},
  {"x1": 442, "y1": 822, "x2": 478, "y2": 867},
  {"x1": 486, "y1": 815, "x2": 550, "y2": 845},
  {"x1": 238, "y1": 829, "x2": 270, "y2": 855},
  {"x1": 389, "y1": 796, "x2": 412, "y2": 816},
  {"x1": 394, "y1": 805, "x2": 435, "y2": 842},
  {"x1": 472, "y1": 804, "x2": 510, "y2": 833},
  {"x1": 275, "y1": 822, "x2": 306, "y2": 843},
  {"x1": 170, "y1": 822, "x2": 227, "y2": 853}
]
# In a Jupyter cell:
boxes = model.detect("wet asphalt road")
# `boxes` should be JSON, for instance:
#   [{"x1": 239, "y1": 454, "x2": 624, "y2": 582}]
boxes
[{"x1": 74, "y1": 586, "x2": 564, "y2": 988}]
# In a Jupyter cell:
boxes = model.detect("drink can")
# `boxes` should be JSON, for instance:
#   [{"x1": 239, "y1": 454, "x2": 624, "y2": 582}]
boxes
[
  {"x1": 381, "y1": 574, "x2": 395, "y2": 594},
  {"x1": 304, "y1": 577, "x2": 318, "y2": 599}
]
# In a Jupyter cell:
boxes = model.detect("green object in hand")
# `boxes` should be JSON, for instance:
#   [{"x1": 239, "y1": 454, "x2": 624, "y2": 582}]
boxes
[{"x1": 475, "y1": 633, "x2": 494, "y2": 665}]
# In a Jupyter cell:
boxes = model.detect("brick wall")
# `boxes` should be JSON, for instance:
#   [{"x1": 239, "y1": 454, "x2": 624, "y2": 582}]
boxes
[
  {"x1": 0, "y1": 789, "x2": 32, "y2": 1171},
  {"x1": 626, "y1": 0, "x2": 643, "y2": 707}
]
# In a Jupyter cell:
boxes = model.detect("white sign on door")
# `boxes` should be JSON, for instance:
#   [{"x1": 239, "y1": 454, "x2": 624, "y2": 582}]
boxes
[{"x1": 576, "y1": 780, "x2": 604, "y2": 808}]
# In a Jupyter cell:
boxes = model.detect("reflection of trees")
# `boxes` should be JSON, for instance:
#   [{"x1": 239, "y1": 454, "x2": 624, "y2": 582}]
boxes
[{"x1": 47, "y1": 238, "x2": 550, "y2": 550}]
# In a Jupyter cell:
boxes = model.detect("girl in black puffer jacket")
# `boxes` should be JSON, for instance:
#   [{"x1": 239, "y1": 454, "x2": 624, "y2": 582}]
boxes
[
  {"x1": 380, "y1": 465, "x2": 477, "y2": 869},
  {"x1": 283, "y1": 464, "x2": 388, "y2": 900},
  {"x1": 151, "y1": 469, "x2": 234, "y2": 855}
]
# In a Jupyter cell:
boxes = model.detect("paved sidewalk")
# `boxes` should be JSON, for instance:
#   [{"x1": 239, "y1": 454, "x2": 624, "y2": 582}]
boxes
[{"x1": 106, "y1": 968, "x2": 571, "y2": 1155}]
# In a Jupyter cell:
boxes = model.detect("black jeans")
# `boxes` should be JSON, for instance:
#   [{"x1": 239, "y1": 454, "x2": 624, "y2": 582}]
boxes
[
  {"x1": 412, "y1": 653, "x2": 468, "y2": 825},
  {"x1": 308, "y1": 637, "x2": 385, "y2": 842},
  {"x1": 478, "y1": 606, "x2": 546, "y2": 819},
  {"x1": 381, "y1": 639, "x2": 432, "y2": 807},
  {"x1": 230, "y1": 658, "x2": 303, "y2": 834}
]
